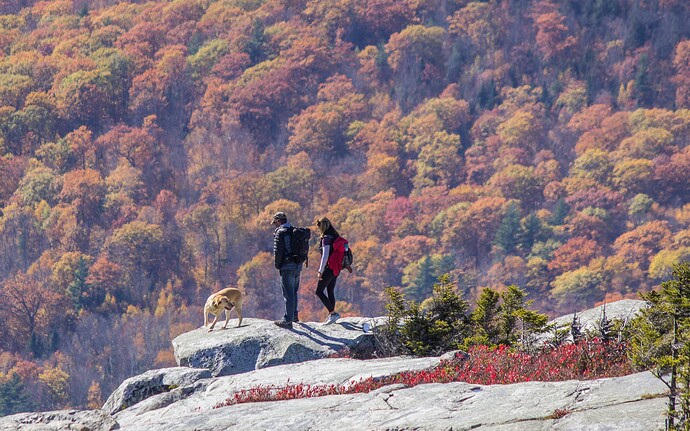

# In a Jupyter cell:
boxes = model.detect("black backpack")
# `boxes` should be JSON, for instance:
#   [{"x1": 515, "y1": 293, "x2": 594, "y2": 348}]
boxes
[
  {"x1": 290, "y1": 227, "x2": 311, "y2": 267},
  {"x1": 342, "y1": 243, "x2": 353, "y2": 273}
]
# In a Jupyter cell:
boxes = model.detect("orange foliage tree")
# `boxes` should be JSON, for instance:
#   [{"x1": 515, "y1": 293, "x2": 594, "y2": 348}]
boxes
[{"x1": 0, "y1": 269, "x2": 66, "y2": 356}]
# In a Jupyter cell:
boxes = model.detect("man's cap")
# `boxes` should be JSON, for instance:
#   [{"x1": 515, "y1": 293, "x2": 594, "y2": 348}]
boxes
[{"x1": 272, "y1": 212, "x2": 287, "y2": 221}]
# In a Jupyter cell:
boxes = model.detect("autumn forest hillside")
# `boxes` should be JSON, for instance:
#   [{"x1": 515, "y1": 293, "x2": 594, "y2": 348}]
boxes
[{"x1": 0, "y1": 0, "x2": 689, "y2": 413}]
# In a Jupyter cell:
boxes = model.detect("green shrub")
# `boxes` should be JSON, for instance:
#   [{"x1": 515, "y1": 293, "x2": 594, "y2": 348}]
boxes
[
  {"x1": 376, "y1": 275, "x2": 549, "y2": 357},
  {"x1": 376, "y1": 274, "x2": 470, "y2": 356}
]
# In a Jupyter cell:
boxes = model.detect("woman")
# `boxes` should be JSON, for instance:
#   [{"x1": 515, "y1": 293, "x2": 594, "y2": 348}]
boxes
[{"x1": 315, "y1": 217, "x2": 341, "y2": 325}]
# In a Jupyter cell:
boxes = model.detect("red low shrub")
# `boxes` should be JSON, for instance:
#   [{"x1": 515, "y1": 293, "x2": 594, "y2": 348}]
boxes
[{"x1": 214, "y1": 339, "x2": 632, "y2": 408}]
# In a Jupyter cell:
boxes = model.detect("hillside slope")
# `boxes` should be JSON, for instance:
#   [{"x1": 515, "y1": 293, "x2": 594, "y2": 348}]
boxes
[{"x1": 0, "y1": 0, "x2": 688, "y2": 413}]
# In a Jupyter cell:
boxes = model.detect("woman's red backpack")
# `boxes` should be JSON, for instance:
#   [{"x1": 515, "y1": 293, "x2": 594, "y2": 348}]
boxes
[{"x1": 327, "y1": 236, "x2": 351, "y2": 276}]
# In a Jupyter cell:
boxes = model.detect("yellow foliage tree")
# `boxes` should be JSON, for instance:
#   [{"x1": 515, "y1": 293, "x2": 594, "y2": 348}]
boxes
[{"x1": 38, "y1": 367, "x2": 70, "y2": 407}]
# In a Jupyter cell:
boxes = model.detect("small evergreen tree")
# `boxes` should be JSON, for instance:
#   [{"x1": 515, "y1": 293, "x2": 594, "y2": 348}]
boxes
[
  {"x1": 376, "y1": 287, "x2": 406, "y2": 356},
  {"x1": 467, "y1": 285, "x2": 548, "y2": 348},
  {"x1": 630, "y1": 262, "x2": 690, "y2": 430},
  {"x1": 499, "y1": 285, "x2": 549, "y2": 349},
  {"x1": 380, "y1": 280, "x2": 548, "y2": 357},
  {"x1": 598, "y1": 304, "x2": 614, "y2": 343},
  {"x1": 421, "y1": 274, "x2": 472, "y2": 354},
  {"x1": 570, "y1": 312, "x2": 583, "y2": 344},
  {"x1": 466, "y1": 287, "x2": 501, "y2": 347},
  {"x1": 377, "y1": 275, "x2": 471, "y2": 356}
]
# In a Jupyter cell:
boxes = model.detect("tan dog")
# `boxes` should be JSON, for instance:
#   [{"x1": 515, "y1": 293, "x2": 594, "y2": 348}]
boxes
[{"x1": 204, "y1": 287, "x2": 243, "y2": 331}]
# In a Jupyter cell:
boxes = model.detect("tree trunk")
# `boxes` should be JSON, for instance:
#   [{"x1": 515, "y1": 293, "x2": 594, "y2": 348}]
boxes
[{"x1": 670, "y1": 314, "x2": 678, "y2": 430}]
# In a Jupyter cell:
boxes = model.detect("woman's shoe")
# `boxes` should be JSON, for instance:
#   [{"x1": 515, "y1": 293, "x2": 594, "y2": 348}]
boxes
[{"x1": 323, "y1": 312, "x2": 341, "y2": 325}]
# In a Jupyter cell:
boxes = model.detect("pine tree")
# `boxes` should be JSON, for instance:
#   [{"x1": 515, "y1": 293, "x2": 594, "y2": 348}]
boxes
[
  {"x1": 494, "y1": 203, "x2": 521, "y2": 254},
  {"x1": 630, "y1": 262, "x2": 690, "y2": 430},
  {"x1": 379, "y1": 275, "x2": 471, "y2": 356},
  {"x1": 0, "y1": 373, "x2": 32, "y2": 416},
  {"x1": 426, "y1": 274, "x2": 471, "y2": 351},
  {"x1": 598, "y1": 304, "x2": 614, "y2": 343},
  {"x1": 550, "y1": 199, "x2": 570, "y2": 226},
  {"x1": 634, "y1": 53, "x2": 654, "y2": 107},
  {"x1": 477, "y1": 79, "x2": 498, "y2": 110},
  {"x1": 404, "y1": 256, "x2": 436, "y2": 302},
  {"x1": 467, "y1": 285, "x2": 548, "y2": 349},
  {"x1": 570, "y1": 312, "x2": 582, "y2": 344},
  {"x1": 432, "y1": 254, "x2": 455, "y2": 280},
  {"x1": 245, "y1": 18, "x2": 266, "y2": 64},
  {"x1": 67, "y1": 256, "x2": 90, "y2": 312},
  {"x1": 468, "y1": 287, "x2": 501, "y2": 346},
  {"x1": 498, "y1": 285, "x2": 549, "y2": 348},
  {"x1": 519, "y1": 213, "x2": 543, "y2": 252},
  {"x1": 376, "y1": 287, "x2": 407, "y2": 357},
  {"x1": 403, "y1": 254, "x2": 454, "y2": 302}
]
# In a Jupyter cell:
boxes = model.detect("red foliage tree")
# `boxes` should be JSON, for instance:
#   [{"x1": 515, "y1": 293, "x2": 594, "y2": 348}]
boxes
[
  {"x1": 613, "y1": 221, "x2": 672, "y2": 270},
  {"x1": 548, "y1": 237, "x2": 602, "y2": 275}
]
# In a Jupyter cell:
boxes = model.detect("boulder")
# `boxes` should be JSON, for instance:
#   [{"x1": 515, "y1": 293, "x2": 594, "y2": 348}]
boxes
[
  {"x1": 0, "y1": 409, "x2": 117, "y2": 431},
  {"x1": 114, "y1": 355, "x2": 443, "y2": 424},
  {"x1": 110, "y1": 362, "x2": 666, "y2": 431},
  {"x1": 172, "y1": 317, "x2": 384, "y2": 377},
  {"x1": 102, "y1": 367, "x2": 211, "y2": 414},
  {"x1": 549, "y1": 299, "x2": 646, "y2": 334},
  {"x1": 1, "y1": 362, "x2": 667, "y2": 431}
]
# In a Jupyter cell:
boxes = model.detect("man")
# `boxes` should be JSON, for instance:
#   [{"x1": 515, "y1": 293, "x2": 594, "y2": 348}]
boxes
[{"x1": 272, "y1": 212, "x2": 301, "y2": 328}]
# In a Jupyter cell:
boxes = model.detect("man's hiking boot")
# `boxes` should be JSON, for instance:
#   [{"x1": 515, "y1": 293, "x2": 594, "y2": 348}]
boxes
[{"x1": 274, "y1": 320, "x2": 293, "y2": 329}]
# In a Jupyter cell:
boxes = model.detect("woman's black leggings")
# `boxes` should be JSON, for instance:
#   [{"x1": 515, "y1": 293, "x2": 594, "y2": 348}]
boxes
[{"x1": 316, "y1": 267, "x2": 338, "y2": 312}]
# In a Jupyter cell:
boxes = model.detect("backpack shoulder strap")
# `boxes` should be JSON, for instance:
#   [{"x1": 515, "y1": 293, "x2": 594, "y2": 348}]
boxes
[
  {"x1": 333, "y1": 236, "x2": 347, "y2": 250},
  {"x1": 284, "y1": 225, "x2": 294, "y2": 254}
]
